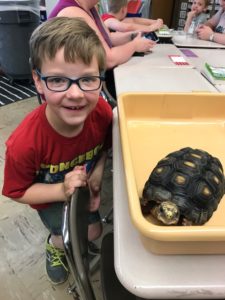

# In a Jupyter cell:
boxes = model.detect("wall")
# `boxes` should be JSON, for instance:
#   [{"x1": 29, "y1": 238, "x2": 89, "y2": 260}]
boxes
[{"x1": 149, "y1": 0, "x2": 175, "y2": 27}]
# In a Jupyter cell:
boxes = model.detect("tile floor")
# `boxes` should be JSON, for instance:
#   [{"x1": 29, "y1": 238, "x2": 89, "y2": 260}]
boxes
[{"x1": 0, "y1": 97, "x2": 113, "y2": 300}]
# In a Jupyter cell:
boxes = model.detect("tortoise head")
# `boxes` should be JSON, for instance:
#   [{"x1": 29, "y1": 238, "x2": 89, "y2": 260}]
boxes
[{"x1": 154, "y1": 201, "x2": 180, "y2": 225}]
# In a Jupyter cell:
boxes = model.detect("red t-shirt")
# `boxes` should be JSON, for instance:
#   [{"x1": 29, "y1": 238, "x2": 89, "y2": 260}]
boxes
[
  {"x1": 101, "y1": 13, "x2": 116, "y2": 22},
  {"x1": 2, "y1": 97, "x2": 112, "y2": 210}
]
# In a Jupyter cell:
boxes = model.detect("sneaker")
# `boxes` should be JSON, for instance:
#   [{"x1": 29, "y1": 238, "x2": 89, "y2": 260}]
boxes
[{"x1": 46, "y1": 236, "x2": 69, "y2": 284}]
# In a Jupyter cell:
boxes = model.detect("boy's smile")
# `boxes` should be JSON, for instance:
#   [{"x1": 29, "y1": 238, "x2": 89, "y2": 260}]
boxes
[{"x1": 33, "y1": 48, "x2": 102, "y2": 137}]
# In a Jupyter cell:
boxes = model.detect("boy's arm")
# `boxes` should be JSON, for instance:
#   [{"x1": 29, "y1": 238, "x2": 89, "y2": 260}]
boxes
[
  {"x1": 121, "y1": 17, "x2": 163, "y2": 32},
  {"x1": 104, "y1": 17, "x2": 138, "y2": 32},
  {"x1": 123, "y1": 17, "x2": 163, "y2": 28},
  {"x1": 11, "y1": 166, "x2": 87, "y2": 205}
]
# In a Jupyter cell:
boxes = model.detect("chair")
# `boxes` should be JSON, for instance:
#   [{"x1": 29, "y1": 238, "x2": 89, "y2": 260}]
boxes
[
  {"x1": 62, "y1": 188, "x2": 97, "y2": 299},
  {"x1": 62, "y1": 188, "x2": 139, "y2": 300}
]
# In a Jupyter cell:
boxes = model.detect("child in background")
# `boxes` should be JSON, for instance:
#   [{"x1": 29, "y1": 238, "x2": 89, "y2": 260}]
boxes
[
  {"x1": 101, "y1": 0, "x2": 163, "y2": 33},
  {"x1": 184, "y1": 0, "x2": 210, "y2": 34},
  {"x1": 196, "y1": 0, "x2": 225, "y2": 44},
  {"x1": 2, "y1": 17, "x2": 112, "y2": 285}
]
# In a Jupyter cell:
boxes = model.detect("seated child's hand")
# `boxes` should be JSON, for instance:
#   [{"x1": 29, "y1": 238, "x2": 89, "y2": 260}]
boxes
[
  {"x1": 156, "y1": 18, "x2": 164, "y2": 28},
  {"x1": 187, "y1": 10, "x2": 197, "y2": 19},
  {"x1": 63, "y1": 165, "x2": 87, "y2": 198}
]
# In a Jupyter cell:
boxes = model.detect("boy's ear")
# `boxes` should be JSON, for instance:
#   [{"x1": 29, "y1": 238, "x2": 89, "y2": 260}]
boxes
[
  {"x1": 32, "y1": 69, "x2": 44, "y2": 95},
  {"x1": 121, "y1": 6, "x2": 127, "y2": 16}
]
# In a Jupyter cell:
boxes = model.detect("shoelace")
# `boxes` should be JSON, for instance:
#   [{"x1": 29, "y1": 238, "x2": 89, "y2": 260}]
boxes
[{"x1": 47, "y1": 244, "x2": 67, "y2": 269}]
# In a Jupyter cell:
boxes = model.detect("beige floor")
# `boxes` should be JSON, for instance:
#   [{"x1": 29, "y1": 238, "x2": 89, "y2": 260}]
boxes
[{"x1": 0, "y1": 97, "x2": 112, "y2": 300}]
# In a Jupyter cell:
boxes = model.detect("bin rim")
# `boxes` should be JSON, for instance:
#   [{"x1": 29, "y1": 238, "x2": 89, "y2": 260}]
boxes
[{"x1": 0, "y1": 3, "x2": 40, "y2": 16}]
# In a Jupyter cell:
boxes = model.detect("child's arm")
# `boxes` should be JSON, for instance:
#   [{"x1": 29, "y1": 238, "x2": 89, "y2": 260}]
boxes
[
  {"x1": 184, "y1": 10, "x2": 196, "y2": 32},
  {"x1": 87, "y1": 151, "x2": 108, "y2": 212},
  {"x1": 122, "y1": 17, "x2": 163, "y2": 31},
  {"x1": 124, "y1": 17, "x2": 163, "y2": 27},
  {"x1": 14, "y1": 166, "x2": 87, "y2": 204},
  {"x1": 104, "y1": 17, "x2": 137, "y2": 32}
]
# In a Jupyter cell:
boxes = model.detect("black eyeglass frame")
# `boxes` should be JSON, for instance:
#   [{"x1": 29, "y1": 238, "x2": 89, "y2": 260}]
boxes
[{"x1": 35, "y1": 69, "x2": 105, "y2": 92}]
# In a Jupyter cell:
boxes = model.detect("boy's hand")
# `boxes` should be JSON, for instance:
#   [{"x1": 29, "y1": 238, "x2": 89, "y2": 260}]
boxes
[
  {"x1": 155, "y1": 18, "x2": 164, "y2": 29},
  {"x1": 63, "y1": 166, "x2": 87, "y2": 198}
]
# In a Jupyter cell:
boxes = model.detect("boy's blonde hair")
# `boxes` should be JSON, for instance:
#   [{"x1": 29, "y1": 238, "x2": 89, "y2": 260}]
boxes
[
  {"x1": 108, "y1": 0, "x2": 128, "y2": 14},
  {"x1": 30, "y1": 17, "x2": 106, "y2": 72}
]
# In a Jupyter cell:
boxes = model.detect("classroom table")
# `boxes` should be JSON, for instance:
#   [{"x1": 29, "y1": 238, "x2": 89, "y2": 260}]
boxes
[
  {"x1": 172, "y1": 31, "x2": 225, "y2": 49},
  {"x1": 114, "y1": 66, "x2": 218, "y2": 94},
  {"x1": 113, "y1": 110, "x2": 225, "y2": 299},
  {"x1": 179, "y1": 48, "x2": 225, "y2": 92},
  {"x1": 215, "y1": 84, "x2": 225, "y2": 92},
  {"x1": 179, "y1": 48, "x2": 225, "y2": 71},
  {"x1": 122, "y1": 44, "x2": 194, "y2": 69}
]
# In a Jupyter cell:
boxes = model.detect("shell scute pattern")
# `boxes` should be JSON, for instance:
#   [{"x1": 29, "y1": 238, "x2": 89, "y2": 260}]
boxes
[{"x1": 141, "y1": 147, "x2": 225, "y2": 225}]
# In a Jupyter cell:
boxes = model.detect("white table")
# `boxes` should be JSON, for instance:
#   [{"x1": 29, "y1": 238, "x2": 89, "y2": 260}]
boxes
[
  {"x1": 172, "y1": 32, "x2": 225, "y2": 49},
  {"x1": 121, "y1": 44, "x2": 194, "y2": 69},
  {"x1": 179, "y1": 48, "x2": 225, "y2": 71},
  {"x1": 179, "y1": 48, "x2": 225, "y2": 92},
  {"x1": 215, "y1": 85, "x2": 225, "y2": 92},
  {"x1": 114, "y1": 66, "x2": 218, "y2": 95},
  {"x1": 113, "y1": 109, "x2": 225, "y2": 299}
]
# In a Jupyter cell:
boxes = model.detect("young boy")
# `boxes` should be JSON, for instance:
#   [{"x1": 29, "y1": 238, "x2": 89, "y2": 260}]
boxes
[
  {"x1": 101, "y1": 0, "x2": 163, "y2": 33},
  {"x1": 2, "y1": 17, "x2": 112, "y2": 285},
  {"x1": 184, "y1": 0, "x2": 210, "y2": 34}
]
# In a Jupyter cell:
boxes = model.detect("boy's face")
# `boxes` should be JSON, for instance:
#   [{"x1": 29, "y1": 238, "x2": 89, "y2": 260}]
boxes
[
  {"x1": 33, "y1": 48, "x2": 102, "y2": 135},
  {"x1": 191, "y1": 0, "x2": 207, "y2": 14}
]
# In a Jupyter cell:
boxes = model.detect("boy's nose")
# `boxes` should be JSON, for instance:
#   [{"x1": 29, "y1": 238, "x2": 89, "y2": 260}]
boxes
[{"x1": 66, "y1": 82, "x2": 84, "y2": 97}]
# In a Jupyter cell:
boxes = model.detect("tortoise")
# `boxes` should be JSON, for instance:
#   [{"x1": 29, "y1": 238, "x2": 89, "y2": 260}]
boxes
[{"x1": 141, "y1": 147, "x2": 225, "y2": 225}]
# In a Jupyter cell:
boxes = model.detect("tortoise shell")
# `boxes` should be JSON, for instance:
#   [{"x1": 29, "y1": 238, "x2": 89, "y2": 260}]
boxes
[{"x1": 141, "y1": 147, "x2": 225, "y2": 225}]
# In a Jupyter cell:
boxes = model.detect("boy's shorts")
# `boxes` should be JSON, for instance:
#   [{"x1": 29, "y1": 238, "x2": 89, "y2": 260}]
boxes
[{"x1": 37, "y1": 202, "x2": 100, "y2": 236}]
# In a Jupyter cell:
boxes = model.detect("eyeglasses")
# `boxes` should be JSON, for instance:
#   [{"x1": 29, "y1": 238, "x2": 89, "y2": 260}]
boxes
[{"x1": 35, "y1": 69, "x2": 105, "y2": 92}]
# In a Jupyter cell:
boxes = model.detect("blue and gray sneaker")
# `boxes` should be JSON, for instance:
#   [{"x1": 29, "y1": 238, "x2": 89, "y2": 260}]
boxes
[{"x1": 46, "y1": 236, "x2": 69, "y2": 284}]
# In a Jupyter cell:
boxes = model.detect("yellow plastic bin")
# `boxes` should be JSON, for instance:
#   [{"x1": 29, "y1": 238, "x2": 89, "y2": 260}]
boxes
[{"x1": 118, "y1": 92, "x2": 225, "y2": 255}]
